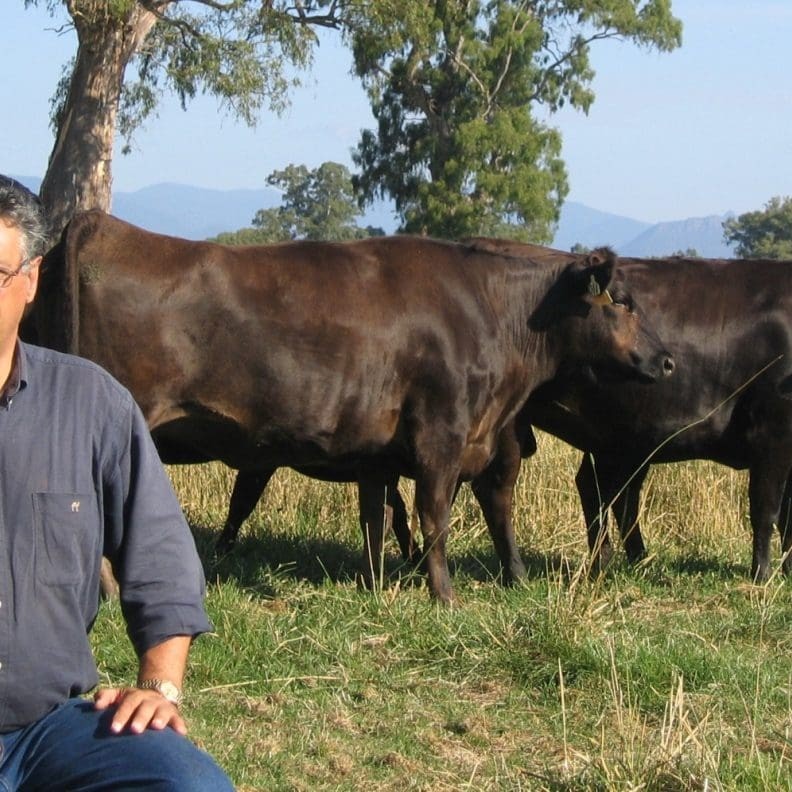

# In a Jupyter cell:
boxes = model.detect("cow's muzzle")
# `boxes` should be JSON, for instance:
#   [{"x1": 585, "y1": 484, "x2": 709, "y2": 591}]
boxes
[{"x1": 632, "y1": 350, "x2": 675, "y2": 383}]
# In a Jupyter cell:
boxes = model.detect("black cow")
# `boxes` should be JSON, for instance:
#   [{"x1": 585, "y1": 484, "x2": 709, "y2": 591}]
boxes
[
  {"x1": 469, "y1": 240, "x2": 792, "y2": 581},
  {"x1": 30, "y1": 211, "x2": 673, "y2": 602}
]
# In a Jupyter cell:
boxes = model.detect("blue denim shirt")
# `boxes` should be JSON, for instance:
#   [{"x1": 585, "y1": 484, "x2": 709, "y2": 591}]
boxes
[{"x1": 0, "y1": 343, "x2": 211, "y2": 732}]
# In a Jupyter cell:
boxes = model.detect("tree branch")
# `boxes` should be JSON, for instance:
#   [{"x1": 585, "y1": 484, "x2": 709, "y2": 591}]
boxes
[
  {"x1": 142, "y1": 0, "x2": 346, "y2": 33},
  {"x1": 488, "y1": 10, "x2": 535, "y2": 110},
  {"x1": 442, "y1": 5, "x2": 536, "y2": 118},
  {"x1": 139, "y1": 0, "x2": 203, "y2": 46},
  {"x1": 168, "y1": 0, "x2": 239, "y2": 10},
  {"x1": 283, "y1": 0, "x2": 345, "y2": 29},
  {"x1": 528, "y1": 29, "x2": 620, "y2": 106}
]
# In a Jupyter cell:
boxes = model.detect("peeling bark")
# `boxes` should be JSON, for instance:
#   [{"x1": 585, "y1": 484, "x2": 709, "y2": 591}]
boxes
[{"x1": 40, "y1": 3, "x2": 166, "y2": 238}]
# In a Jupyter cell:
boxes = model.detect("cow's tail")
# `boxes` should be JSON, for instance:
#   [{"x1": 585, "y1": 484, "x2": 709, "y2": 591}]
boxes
[{"x1": 33, "y1": 217, "x2": 81, "y2": 354}]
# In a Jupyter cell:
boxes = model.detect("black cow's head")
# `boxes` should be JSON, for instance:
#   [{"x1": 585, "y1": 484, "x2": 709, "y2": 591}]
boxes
[{"x1": 532, "y1": 248, "x2": 675, "y2": 384}]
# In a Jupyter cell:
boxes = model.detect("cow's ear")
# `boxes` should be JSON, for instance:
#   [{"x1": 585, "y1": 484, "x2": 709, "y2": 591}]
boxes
[{"x1": 571, "y1": 247, "x2": 616, "y2": 304}]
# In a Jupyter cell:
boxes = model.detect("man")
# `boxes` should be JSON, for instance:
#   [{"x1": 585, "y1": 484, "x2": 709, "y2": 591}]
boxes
[{"x1": 0, "y1": 175, "x2": 233, "y2": 789}]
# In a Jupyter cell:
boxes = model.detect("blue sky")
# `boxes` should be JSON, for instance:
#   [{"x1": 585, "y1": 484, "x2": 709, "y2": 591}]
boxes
[{"x1": 2, "y1": 1, "x2": 791, "y2": 224}]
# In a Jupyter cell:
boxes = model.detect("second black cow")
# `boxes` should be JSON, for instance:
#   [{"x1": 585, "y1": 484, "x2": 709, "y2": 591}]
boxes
[{"x1": 471, "y1": 240, "x2": 792, "y2": 581}]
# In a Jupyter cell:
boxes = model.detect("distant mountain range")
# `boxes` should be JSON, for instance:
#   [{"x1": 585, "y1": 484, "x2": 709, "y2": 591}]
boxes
[
  {"x1": 15, "y1": 176, "x2": 735, "y2": 257},
  {"x1": 552, "y1": 201, "x2": 735, "y2": 257}
]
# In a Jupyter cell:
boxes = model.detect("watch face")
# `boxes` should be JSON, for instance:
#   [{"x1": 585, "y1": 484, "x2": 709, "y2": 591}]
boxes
[
  {"x1": 140, "y1": 679, "x2": 182, "y2": 705},
  {"x1": 159, "y1": 681, "x2": 181, "y2": 701}
]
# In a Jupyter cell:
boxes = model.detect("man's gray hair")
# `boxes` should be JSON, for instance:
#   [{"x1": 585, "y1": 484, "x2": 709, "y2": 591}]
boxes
[{"x1": 0, "y1": 176, "x2": 49, "y2": 260}]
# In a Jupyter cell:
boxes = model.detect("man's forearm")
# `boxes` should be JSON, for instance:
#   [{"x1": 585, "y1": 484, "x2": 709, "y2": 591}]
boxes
[{"x1": 137, "y1": 635, "x2": 192, "y2": 689}]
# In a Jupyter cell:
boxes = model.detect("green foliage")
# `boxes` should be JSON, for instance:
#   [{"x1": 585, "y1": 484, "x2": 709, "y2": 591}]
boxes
[
  {"x1": 210, "y1": 227, "x2": 278, "y2": 246},
  {"x1": 348, "y1": 0, "x2": 682, "y2": 241},
  {"x1": 138, "y1": 2, "x2": 316, "y2": 127},
  {"x1": 257, "y1": 162, "x2": 370, "y2": 241},
  {"x1": 723, "y1": 196, "x2": 792, "y2": 259},
  {"x1": 27, "y1": 1, "x2": 344, "y2": 148},
  {"x1": 212, "y1": 162, "x2": 379, "y2": 244}
]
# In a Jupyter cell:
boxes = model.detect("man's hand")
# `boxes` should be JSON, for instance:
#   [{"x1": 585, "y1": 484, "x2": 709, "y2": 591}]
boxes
[
  {"x1": 94, "y1": 686, "x2": 188, "y2": 735},
  {"x1": 95, "y1": 634, "x2": 192, "y2": 735}
]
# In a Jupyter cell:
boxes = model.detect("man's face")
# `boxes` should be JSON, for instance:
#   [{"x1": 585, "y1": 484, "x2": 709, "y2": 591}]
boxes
[{"x1": 0, "y1": 219, "x2": 40, "y2": 349}]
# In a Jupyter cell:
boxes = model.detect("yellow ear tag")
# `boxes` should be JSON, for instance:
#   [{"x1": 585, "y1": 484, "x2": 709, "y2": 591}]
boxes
[{"x1": 591, "y1": 289, "x2": 614, "y2": 306}]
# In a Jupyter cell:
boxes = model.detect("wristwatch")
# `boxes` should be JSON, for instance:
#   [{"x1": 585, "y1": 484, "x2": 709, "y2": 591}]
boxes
[{"x1": 137, "y1": 678, "x2": 183, "y2": 707}]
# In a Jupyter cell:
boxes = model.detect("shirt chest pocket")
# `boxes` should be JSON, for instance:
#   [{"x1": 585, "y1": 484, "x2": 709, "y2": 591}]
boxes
[{"x1": 33, "y1": 493, "x2": 100, "y2": 586}]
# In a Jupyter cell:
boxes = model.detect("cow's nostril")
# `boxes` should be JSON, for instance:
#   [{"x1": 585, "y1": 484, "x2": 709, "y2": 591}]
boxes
[{"x1": 662, "y1": 355, "x2": 675, "y2": 376}]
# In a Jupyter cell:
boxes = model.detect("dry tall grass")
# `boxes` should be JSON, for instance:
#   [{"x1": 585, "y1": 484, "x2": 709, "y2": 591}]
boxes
[
  {"x1": 168, "y1": 431, "x2": 751, "y2": 574},
  {"x1": 152, "y1": 433, "x2": 792, "y2": 790}
]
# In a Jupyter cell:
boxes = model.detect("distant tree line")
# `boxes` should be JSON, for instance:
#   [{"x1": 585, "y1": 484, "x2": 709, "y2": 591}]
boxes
[
  {"x1": 218, "y1": 180, "x2": 792, "y2": 255},
  {"x1": 723, "y1": 196, "x2": 792, "y2": 259}
]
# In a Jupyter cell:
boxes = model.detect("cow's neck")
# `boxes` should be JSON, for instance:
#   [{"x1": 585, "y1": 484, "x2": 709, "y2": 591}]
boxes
[{"x1": 508, "y1": 260, "x2": 570, "y2": 392}]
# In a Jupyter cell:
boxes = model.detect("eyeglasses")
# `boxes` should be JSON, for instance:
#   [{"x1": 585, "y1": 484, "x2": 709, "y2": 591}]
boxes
[{"x1": 0, "y1": 258, "x2": 30, "y2": 289}]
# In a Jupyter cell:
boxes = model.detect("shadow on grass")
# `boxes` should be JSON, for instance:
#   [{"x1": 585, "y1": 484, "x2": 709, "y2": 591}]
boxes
[
  {"x1": 190, "y1": 514, "x2": 754, "y2": 601},
  {"x1": 451, "y1": 548, "x2": 575, "y2": 585},
  {"x1": 189, "y1": 517, "x2": 583, "y2": 597},
  {"x1": 189, "y1": 519, "x2": 420, "y2": 595},
  {"x1": 663, "y1": 552, "x2": 747, "y2": 580}
]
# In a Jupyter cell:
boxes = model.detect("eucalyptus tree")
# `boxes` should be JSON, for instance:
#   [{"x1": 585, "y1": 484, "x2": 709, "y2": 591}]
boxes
[
  {"x1": 25, "y1": 0, "x2": 345, "y2": 235},
  {"x1": 349, "y1": 0, "x2": 682, "y2": 241}
]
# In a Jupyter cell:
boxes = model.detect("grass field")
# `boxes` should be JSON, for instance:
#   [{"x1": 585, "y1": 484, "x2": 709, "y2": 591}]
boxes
[{"x1": 90, "y1": 432, "x2": 792, "y2": 790}]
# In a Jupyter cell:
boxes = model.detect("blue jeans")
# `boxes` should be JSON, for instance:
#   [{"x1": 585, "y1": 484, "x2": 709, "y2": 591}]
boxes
[{"x1": 0, "y1": 699, "x2": 234, "y2": 791}]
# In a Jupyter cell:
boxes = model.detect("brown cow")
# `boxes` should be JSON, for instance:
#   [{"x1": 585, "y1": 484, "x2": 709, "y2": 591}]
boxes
[{"x1": 29, "y1": 211, "x2": 673, "y2": 602}]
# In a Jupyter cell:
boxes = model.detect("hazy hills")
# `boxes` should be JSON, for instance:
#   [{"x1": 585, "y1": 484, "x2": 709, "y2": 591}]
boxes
[
  {"x1": 15, "y1": 176, "x2": 735, "y2": 257},
  {"x1": 552, "y1": 202, "x2": 734, "y2": 257}
]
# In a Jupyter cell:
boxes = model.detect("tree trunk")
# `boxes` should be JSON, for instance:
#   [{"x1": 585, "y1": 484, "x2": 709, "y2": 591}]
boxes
[
  {"x1": 40, "y1": 4, "x2": 170, "y2": 598},
  {"x1": 40, "y1": 3, "x2": 164, "y2": 239}
]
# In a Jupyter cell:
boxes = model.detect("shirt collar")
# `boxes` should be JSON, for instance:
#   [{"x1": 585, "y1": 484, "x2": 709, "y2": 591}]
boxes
[{"x1": 1, "y1": 340, "x2": 28, "y2": 407}]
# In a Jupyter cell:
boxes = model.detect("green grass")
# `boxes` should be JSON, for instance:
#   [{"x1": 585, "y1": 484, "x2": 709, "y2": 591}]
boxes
[{"x1": 89, "y1": 434, "x2": 792, "y2": 790}]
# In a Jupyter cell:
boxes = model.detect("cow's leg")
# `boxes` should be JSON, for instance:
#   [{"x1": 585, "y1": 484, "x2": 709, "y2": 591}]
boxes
[
  {"x1": 577, "y1": 454, "x2": 647, "y2": 569},
  {"x1": 215, "y1": 468, "x2": 275, "y2": 555},
  {"x1": 777, "y1": 475, "x2": 792, "y2": 575},
  {"x1": 748, "y1": 459, "x2": 791, "y2": 582},
  {"x1": 356, "y1": 472, "x2": 396, "y2": 590},
  {"x1": 575, "y1": 454, "x2": 615, "y2": 568},
  {"x1": 470, "y1": 424, "x2": 527, "y2": 585},
  {"x1": 414, "y1": 466, "x2": 460, "y2": 604},
  {"x1": 100, "y1": 557, "x2": 119, "y2": 598},
  {"x1": 611, "y1": 466, "x2": 649, "y2": 564},
  {"x1": 385, "y1": 477, "x2": 420, "y2": 564}
]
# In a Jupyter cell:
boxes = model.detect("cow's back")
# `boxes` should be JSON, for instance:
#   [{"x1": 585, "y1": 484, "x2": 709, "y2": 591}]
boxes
[{"x1": 38, "y1": 213, "x2": 533, "y2": 473}]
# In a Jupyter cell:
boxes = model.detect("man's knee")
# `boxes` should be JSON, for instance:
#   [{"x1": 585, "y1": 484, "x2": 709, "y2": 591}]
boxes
[
  {"x1": 30, "y1": 702, "x2": 234, "y2": 791},
  {"x1": 117, "y1": 729, "x2": 234, "y2": 792}
]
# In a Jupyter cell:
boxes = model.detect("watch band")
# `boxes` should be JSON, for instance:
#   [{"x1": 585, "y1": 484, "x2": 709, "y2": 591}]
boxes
[{"x1": 137, "y1": 678, "x2": 183, "y2": 707}]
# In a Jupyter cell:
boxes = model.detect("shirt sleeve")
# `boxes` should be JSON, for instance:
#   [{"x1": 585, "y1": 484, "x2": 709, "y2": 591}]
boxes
[{"x1": 103, "y1": 396, "x2": 212, "y2": 656}]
